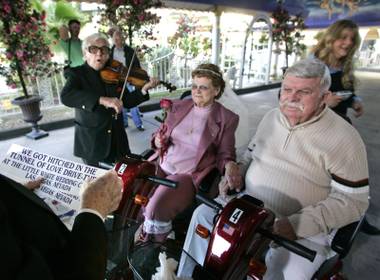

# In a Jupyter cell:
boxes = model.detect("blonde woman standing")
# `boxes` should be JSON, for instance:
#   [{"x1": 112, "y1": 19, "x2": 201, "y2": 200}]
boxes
[{"x1": 312, "y1": 19, "x2": 363, "y2": 123}]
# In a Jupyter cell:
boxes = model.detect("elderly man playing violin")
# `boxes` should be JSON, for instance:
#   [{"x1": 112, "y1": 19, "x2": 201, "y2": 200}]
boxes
[{"x1": 61, "y1": 33, "x2": 159, "y2": 167}]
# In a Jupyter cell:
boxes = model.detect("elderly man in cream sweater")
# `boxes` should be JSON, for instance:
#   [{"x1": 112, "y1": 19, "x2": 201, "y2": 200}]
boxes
[{"x1": 178, "y1": 58, "x2": 369, "y2": 280}]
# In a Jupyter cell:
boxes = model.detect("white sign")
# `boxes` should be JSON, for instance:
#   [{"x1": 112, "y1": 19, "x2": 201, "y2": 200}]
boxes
[
  {"x1": 229, "y1": 208, "x2": 244, "y2": 224},
  {"x1": 0, "y1": 144, "x2": 107, "y2": 211}
]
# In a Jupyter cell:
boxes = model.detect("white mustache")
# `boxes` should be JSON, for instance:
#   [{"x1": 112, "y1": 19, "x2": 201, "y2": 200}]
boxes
[{"x1": 279, "y1": 100, "x2": 305, "y2": 112}]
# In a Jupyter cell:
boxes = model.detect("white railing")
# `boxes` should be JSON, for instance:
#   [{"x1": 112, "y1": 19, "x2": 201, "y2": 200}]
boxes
[
  {"x1": 0, "y1": 50, "x2": 274, "y2": 119},
  {"x1": 146, "y1": 51, "x2": 205, "y2": 94},
  {"x1": 357, "y1": 49, "x2": 380, "y2": 69}
]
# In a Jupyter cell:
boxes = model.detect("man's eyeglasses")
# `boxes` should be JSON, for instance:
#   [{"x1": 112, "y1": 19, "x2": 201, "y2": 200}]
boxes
[{"x1": 88, "y1": 45, "x2": 110, "y2": 55}]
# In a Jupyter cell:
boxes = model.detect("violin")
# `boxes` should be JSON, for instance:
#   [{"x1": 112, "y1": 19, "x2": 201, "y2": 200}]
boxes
[{"x1": 100, "y1": 60, "x2": 176, "y2": 92}]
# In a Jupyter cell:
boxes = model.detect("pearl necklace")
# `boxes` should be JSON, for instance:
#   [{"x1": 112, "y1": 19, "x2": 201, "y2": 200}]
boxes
[{"x1": 187, "y1": 110, "x2": 195, "y2": 135}]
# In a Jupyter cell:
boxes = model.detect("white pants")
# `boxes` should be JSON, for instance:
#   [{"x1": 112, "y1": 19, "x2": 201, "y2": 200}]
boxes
[{"x1": 177, "y1": 203, "x2": 336, "y2": 280}]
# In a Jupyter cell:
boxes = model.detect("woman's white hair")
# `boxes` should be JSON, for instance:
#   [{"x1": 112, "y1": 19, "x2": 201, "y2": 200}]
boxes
[
  {"x1": 284, "y1": 58, "x2": 331, "y2": 93},
  {"x1": 82, "y1": 33, "x2": 109, "y2": 53}
]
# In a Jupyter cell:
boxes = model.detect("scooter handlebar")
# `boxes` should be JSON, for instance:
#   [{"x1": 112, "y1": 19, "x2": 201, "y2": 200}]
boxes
[
  {"x1": 195, "y1": 193, "x2": 223, "y2": 212},
  {"x1": 144, "y1": 175, "x2": 178, "y2": 188},
  {"x1": 258, "y1": 228, "x2": 317, "y2": 262}
]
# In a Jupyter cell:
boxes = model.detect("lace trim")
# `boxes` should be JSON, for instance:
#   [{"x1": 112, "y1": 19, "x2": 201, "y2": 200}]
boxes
[{"x1": 143, "y1": 219, "x2": 172, "y2": 234}]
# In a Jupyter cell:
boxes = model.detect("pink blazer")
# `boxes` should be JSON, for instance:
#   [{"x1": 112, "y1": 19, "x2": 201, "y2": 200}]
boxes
[{"x1": 152, "y1": 99, "x2": 239, "y2": 188}]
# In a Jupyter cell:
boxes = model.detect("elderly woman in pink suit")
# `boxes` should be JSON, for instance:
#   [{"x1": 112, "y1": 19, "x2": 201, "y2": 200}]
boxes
[{"x1": 142, "y1": 63, "x2": 241, "y2": 242}]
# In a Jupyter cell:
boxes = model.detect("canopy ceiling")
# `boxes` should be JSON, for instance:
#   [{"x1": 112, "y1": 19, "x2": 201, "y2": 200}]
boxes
[
  {"x1": 71, "y1": 0, "x2": 380, "y2": 28},
  {"x1": 164, "y1": 0, "x2": 380, "y2": 28}
]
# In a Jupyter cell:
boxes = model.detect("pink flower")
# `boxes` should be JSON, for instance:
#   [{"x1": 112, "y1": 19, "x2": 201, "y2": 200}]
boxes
[
  {"x1": 138, "y1": 14, "x2": 145, "y2": 21},
  {"x1": 160, "y1": 98, "x2": 172, "y2": 111},
  {"x1": 5, "y1": 52, "x2": 13, "y2": 59},
  {"x1": 16, "y1": 50, "x2": 24, "y2": 59},
  {"x1": 112, "y1": 0, "x2": 123, "y2": 5},
  {"x1": 3, "y1": 3, "x2": 11, "y2": 14},
  {"x1": 14, "y1": 24, "x2": 22, "y2": 33}
]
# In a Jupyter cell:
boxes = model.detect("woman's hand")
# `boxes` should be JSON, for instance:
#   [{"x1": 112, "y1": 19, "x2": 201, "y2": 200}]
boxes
[
  {"x1": 325, "y1": 91, "x2": 343, "y2": 108},
  {"x1": 99, "y1": 97, "x2": 123, "y2": 114},
  {"x1": 142, "y1": 77, "x2": 160, "y2": 92},
  {"x1": 154, "y1": 134, "x2": 166, "y2": 149},
  {"x1": 218, "y1": 176, "x2": 230, "y2": 198},
  {"x1": 352, "y1": 100, "x2": 364, "y2": 117}
]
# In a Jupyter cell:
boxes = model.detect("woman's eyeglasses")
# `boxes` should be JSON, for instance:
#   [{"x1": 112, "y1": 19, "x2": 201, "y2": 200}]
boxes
[
  {"x1": 191, "y1": 84, "x2": 210, "y2": 91},
  {"x1": 87, "y1": 45, "x2": 110, "y2": 55}
]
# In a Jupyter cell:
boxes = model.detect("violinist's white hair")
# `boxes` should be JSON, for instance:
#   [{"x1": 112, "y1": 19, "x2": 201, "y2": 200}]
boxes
[{"x1": 82, "y1": 33, "x2": 109, "y2": 53}]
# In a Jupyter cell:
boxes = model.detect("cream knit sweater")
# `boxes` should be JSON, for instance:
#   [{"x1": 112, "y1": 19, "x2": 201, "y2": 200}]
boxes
[{"x1": 241, "y1": 107, "x2": 369, "y2": 238}]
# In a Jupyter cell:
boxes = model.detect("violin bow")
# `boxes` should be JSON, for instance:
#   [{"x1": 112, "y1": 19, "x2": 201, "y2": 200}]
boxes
[
  {"x1": 114, "y1": 48, "x2": 136, "y2": 120},
  {"x1": 119, "y1": 48, "x2": 137, "y2": 101}
]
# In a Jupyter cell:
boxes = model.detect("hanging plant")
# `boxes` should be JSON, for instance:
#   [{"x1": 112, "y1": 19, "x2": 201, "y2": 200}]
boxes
[
  {"x1": 271, "y1": 1, "x2": 306, "y2": 68},
  {"x1": 0, "y1": 0, "x2": 59, "y2": 97},
  {"x1": 98, "y1": 0, "x2": 162, "y2": 51}
]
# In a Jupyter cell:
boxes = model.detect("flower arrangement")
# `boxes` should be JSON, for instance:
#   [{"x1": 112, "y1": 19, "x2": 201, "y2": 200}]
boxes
[
  {"x1": 99, "y1": 0, "x2": 162, "y2": 49},
  {"x1": 271, "y1": 1, "x2": 306, "y2": 68},
  {"x1": 0, "y1": 0, "x2": 58, "y2": 97}
]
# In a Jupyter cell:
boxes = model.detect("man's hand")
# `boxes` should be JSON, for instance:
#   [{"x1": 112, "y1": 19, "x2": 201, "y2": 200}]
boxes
[
  {"x1": 59, "y1": 25, "x2": 69, "y2": 41},
  {"x1": 224, "y1": 161, "x2": 243, "y2": 190},
  {"x1": 142, "y1": 77, "x2": 160, "y2": 92},
  {"x1": 273, "y1": 217, "x2": 297, "y2": 241},
  {"x1": 24, "y1": 177, "x2": 44, "y2": 191},
  {"x1": 80, "y1": 170, "x2": 123, "y2": 219},
  {"x1": 99, "y1": 97, "x2": 123, "y2": 114},
  {"x1": 219, "y1": 161, "x2": 243, "y2": 197}
]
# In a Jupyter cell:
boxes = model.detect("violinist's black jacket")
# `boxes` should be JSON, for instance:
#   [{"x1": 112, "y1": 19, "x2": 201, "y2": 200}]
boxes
[{"x1": 61, "y1": 62, "x2": 149, "y2": 164}]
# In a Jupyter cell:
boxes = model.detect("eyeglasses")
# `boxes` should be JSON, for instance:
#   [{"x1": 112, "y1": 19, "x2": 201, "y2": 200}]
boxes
[
  {"x1": 191, "y1": 84, "x2": 210, "y2": 91},
  {"x1": 87, "y1": 45, "x2": 110, "y2": 55}
]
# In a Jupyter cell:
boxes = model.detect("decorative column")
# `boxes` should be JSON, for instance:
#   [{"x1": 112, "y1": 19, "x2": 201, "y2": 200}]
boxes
[{"x1": 211, "y1": 9, "x2": 222, "y2": 65}]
